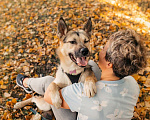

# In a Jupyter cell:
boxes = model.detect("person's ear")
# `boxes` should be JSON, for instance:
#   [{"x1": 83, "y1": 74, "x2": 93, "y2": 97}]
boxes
[{"x1": 106, "y1": 61, "x2": 113, "y2": 68}]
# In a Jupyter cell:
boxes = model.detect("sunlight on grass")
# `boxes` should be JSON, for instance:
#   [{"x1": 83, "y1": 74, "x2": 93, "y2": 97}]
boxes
[{"x1": 98, "y1": 0, "x2": 150, "y2": 34}]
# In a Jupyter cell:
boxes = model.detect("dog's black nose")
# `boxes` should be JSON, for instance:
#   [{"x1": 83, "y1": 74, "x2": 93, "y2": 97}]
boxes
[{"x1": 80, "y1": 48, "x2": 89, "y2": 56}]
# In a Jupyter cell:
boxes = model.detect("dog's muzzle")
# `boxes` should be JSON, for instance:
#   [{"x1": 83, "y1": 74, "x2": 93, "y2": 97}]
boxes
[{"x1": 69, "y1": 48, "x2": 89, "y2": 67}]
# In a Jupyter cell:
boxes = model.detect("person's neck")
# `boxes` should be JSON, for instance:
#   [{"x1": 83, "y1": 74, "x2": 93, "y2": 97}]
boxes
[{"x1": 100, "y1": 69, "x2": 120, "y2": 81}]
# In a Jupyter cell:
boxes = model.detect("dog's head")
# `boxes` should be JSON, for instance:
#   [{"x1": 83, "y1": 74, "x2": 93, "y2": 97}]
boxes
[{"x1": 57, "y1": 17, "x2": 92, "y2": 67}]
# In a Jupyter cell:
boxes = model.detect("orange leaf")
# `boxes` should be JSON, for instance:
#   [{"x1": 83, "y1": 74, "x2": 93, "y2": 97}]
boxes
[
  {"x1": 12, "y1": 98, "x2": 17, "y2": 104},
  {"x1": 23, "y1": 94, "x2": 32, "y2": 101},
  {"x1": 30, "y1": 16, "x2": 33, "y2": 20}
]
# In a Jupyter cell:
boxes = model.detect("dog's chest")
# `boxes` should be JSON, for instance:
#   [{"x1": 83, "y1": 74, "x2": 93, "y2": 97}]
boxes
[
  {"x1": 54, "y1": 66, "x2": 87, "y2": 88},
  {"x1": 65, "y1": 73, "x2": 81, "y2": 84}
]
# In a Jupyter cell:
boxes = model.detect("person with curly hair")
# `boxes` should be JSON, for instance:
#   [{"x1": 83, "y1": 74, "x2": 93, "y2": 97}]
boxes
[{"x1": 17, "y1": 29, "x2": 147, "y2": 120}]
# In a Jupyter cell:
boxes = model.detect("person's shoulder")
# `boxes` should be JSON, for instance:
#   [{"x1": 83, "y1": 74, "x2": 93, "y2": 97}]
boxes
[
  {"x1": 123, "y1": 75, "x2": 140, "y2": 91},
  {"x1": 123, "y1": 76, "x2": 137, "y2": 83}
]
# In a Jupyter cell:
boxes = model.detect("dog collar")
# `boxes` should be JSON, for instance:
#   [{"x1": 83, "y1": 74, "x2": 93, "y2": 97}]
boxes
[
  {"x1": 61, "y1": 67, "x2": 77, "y2": 75},
  {"x1": 69, "y1": 70, "x2": 76, "y2": 75},
  {"x1": 61, "y1": 67, "x2": 81, "y2": 84}
]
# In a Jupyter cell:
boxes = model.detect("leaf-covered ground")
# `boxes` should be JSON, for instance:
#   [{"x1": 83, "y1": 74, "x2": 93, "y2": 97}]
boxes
[{"x1": 0, "y1": 0, "x2": 150, "y2": 119}]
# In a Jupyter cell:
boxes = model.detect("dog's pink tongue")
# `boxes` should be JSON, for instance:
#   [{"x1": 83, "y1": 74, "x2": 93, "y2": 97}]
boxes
[{"x1": 77, "y1": 57, "x2": 88, "y2": 66}]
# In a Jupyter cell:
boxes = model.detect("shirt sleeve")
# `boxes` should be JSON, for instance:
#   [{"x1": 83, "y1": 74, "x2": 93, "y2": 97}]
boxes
[
  {"x1": 88, "y1": 60, "x2": 101, "y2": 81},
  {"x1": 61, "y1": 82, "x2": 84, "y2": 112}
]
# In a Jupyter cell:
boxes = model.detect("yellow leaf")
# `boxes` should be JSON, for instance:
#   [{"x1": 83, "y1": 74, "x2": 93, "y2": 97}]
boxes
[
  {"x1": 52, "y1": 67, "x2": 57, "y2": 70},
  {"x1": 139, "y1": 76, "x2": 147, "y2": 82},
  {"x1": 69, "y1": 13, "x2": 73, "y2": 18},
  {"x1": 6, "y1": 49, "x2": 9, "y2": 52},
  {"x1": 11, "y1": 75, "x2": 16, "y2": 80},
  {"x1": 54, "y1": 35, "x2": 57, "y2": 39},
  {"x1": 60, "y1": 10, "x2": 63, "y2": 13},
  {"x1": 72, "y1": 24, "x2": 76, "y2": 28},
  {"x1": 2, "y1": 112, "x2": 7, "y2": 119},
  {"x1": 34, "y1": 74, "x2": 38, "y2": 77},
  {"x1": 132, "y1": 74, "x2": 140, "y2": 81},
  {"x1": 1, "y1": 85, "x2": 7, "y2": 89},
  {"x1": 94, "y1": 15, "x2": 99, "y2": 19},
  {"x1": 145, "y1": 88, "x2": 150, "y2": 91},
  {"x1": 95, "y1": 52, "x2": 99, "y2": 60},
  {"x1": 0, "y1": 80, "x2": 3, "y2": 85},
  {"x1": 11, "y1": 72, "x2": 17, "y2": 76},
  {"x1": 42, "y1": 61, "x2": 45, "y2": 64}
]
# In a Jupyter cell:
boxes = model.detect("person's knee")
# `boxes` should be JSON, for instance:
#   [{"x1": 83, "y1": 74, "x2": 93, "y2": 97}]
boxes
[
  {"x1": 43, "y1": 76, "x2": 54, "y2": 84},
  {"x1": 42, "y1": 76, "x2": 55, "y2": 91}
]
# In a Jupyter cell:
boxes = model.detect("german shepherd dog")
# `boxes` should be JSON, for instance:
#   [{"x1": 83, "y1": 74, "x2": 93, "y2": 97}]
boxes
[{"x1": 14, "y1": 17, "x2": 97, "y2": 110}]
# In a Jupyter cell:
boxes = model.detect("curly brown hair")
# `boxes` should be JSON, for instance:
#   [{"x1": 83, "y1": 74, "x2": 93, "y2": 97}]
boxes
[{"x1": 105, "y1": 29, "x2": 147, "y2": 78}]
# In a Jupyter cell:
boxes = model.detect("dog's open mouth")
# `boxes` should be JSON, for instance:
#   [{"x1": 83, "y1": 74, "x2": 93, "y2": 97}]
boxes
[{"x1": 69, "y1": 53, "x2": 88, "y2": 67}]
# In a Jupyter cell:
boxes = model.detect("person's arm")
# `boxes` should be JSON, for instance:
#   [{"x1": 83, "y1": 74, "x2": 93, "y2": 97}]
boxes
[
  {"x1": 44, "y1": 83, "x2": 84, "y2": 112},
  {"x1": 88, "y1": 60, "x2": 101, "y2": 81},
  {"x1": 44, "y1": 88, "x2": 70, "y2": 109}
]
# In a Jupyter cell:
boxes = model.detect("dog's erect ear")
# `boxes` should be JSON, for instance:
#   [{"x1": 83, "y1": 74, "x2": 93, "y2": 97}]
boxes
[
  {"x1": 57, "y1": 17, "x2": 68, "y2": 38},
  {"x1": 83, "y1": 17, "x2": 92, "y2": 37}
]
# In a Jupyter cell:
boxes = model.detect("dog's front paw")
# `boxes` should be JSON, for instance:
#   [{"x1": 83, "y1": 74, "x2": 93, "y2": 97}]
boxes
[
  {"x1": 52, "y1": 96, "x2": 62, "y2": 109},
  {"x1": 53, "y1": 98, "x2": 62, "y2": 109},
  {"x1": 51, "y1": 92, "x2": 62, "y2": 109},
  {"x1": 84, "y1": 80, "x2": 97, "y2": 98}
]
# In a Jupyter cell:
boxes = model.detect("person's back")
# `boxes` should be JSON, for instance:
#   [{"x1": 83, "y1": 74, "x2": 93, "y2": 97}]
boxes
[{"x1": 62, "y1": 76, "x2": 139, "y2": 120}]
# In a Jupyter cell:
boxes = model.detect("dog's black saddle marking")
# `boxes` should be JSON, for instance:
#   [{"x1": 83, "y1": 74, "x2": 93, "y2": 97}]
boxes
[
  {"x1": 65, "y1": 73, "x2": 81, "y2": 84},
  {"x1": 61, "y1": 68, "x2": 85, "y2": 84}
]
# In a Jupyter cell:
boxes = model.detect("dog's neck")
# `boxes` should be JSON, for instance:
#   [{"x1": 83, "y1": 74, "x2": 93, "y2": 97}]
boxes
[{"x1": 60, "y1": 61, "x2": 84, "y2": 75}]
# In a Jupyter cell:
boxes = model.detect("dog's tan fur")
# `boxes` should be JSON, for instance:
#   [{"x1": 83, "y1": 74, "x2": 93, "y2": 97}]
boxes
[
  {"x1": 14, "y1": 17, "x2": 97, "y2": 110},
  {"x1": 48, "y1": 17, "x2": 97, "y2": 108}
]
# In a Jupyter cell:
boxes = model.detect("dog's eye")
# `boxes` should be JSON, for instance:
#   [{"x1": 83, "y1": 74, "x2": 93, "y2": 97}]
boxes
[
  {"x1": 84, "y1": 39, "x2": 89, "y2": 43},
  {"x1": 69, "y1": 40, "x2": 77, "y2": 44}
]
